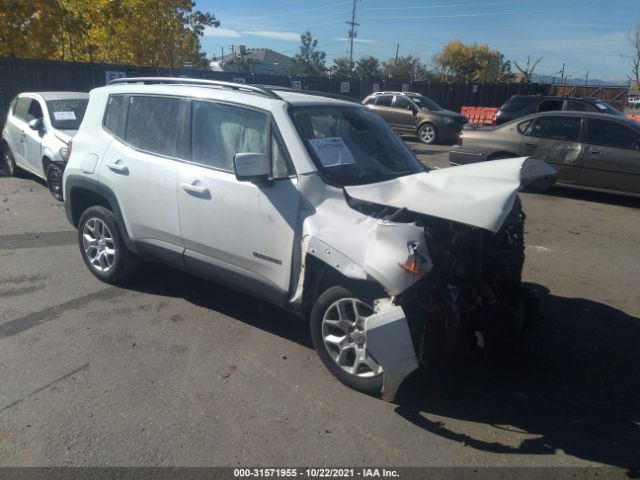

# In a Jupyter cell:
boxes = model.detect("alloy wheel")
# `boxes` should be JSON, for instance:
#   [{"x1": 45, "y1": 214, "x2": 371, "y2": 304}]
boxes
[
  {"x1": 321, "y1": 298, "x2": 382, "y2": 378},
  {"x1": 82, "y1": 218, "x2": 116, "y2": 272}
]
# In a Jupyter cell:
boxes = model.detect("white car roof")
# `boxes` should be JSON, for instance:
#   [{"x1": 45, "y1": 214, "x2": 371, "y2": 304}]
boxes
[
  {"x1": 21, "y1": 91, "x2": 89, "y2": 101},
  {"x1": 97, "y1": 82, "x2": 358, "y2": 109}
]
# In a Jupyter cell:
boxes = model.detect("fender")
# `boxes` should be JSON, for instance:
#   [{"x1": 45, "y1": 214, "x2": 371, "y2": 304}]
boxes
[{"x1": 63, "y1": 175, "x2": 137, "y2": 253}]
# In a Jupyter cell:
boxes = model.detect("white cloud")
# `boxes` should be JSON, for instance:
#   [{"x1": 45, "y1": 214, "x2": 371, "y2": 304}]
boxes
[
  {"x1": 332, "y1": 37, "x2": 376, "y2": 44},
  {"x1": 242, "y1": 30, "x2": 301, "y2": 41},
  {"x1": 204, "y1": 27, "x2": 242, "y2": 38}
]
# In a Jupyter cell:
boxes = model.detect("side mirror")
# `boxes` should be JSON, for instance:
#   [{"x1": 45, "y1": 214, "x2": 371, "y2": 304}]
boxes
[
  {"x1": 28, "y1": 118, "x2": 43, "y2": 131},
  {"x1": 234, "y1": 153, "x2": 271, "y2": 183}
]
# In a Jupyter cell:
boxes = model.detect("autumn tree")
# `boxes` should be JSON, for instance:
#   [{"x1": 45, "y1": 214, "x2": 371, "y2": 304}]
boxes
[
  {"x1": 290, "y1": 31, "x2": 326, "y2": 76},
  {"x1": 332, "y1": 57, "x2": 353, "y2": 77},
  {"x1": 0, "y1": 0, "x2": 219, "y2": 68},
  {"x1": 434, "y1": 40, "x2": 514, "y2": 82},
  {"x1": 382, "y1": 55, "x2": 430, "y2": 81},
  {"x1": 514, "y1": 55, "x2": 542, "y2": 83},
  {"x1": 354, "y1": 56, "x2": 382, "y2": 79}
]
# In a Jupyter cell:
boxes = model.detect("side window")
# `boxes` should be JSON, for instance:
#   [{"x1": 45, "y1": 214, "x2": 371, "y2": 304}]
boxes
[
  {"x1": 103, "y1": 95, "x2": 127, "y2": 138},
  {"x1": 375, "y1": 96, "x2": 393, "y2": 107},
  {"x1": 14, "y1": 98, "x2": 33, "y2": 121},
  {"x1": 537, "y1": 100, "x2": 563, "y2": 113},
  {"x1": 27, "y1": 100, "x2": 43, "y2": 121},
  {"x1": 363, "y1": 97, "x2": 375, "y2": 105},
  {"x1": 393, "y1": 96, "x2": 413, "y2": 110},
  {"x1": 517, "y1": 119, "x2": 533, "y2": 134},
  {"x1": 191, "y1": 101, "x2": 291, "y2": 177},
  {"x1": 565, "y1": 100, "x2": 587, "y2": 112},
  {"x1": 125, "y1": 96, "x2": 182, "y2": 158},
  {"x1": 588, "y1": 119, "x2": 639, "y2": 150},
  {"x1": 529, "y1": 116, "x2": 581, "y2": 142}
]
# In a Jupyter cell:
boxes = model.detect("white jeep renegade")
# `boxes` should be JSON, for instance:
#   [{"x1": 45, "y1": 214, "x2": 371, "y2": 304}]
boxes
[{"x1": 63, "y1": 78, "x2": 556, "y2": 400}]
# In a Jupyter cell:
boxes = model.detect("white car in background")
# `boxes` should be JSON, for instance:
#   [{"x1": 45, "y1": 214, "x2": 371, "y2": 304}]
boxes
[{"x1": 2, "y1": 91, "x2": 89, "y2": 200}]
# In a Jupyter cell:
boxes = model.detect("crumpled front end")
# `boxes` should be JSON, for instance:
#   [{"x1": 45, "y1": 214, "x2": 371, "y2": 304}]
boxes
[{"x1": 296, "y1": 157, "x2": 553, "y2": 401}]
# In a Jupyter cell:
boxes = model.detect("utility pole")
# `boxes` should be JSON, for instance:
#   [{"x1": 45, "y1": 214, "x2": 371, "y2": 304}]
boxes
[
  {"x1": 347, "y1": 0, "x2": 360, "y2": 69},
  {"x1": 395, "y1": 43, "x2": 400, "y2": 61},
  {"x1": 559, "y1": 63, "x2": 566, "y2": 85},
  {"x1": 585, "y1": 70, "x2": 589, "y2": 86}
]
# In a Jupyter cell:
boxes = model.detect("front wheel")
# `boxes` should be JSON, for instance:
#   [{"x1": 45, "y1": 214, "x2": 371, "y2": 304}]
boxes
[
  {"x1": 77, "y1": 206, "x2": 138, "y2": 284},
  {"x1": 2, "y1": 144, "x2": 17, "y2": 176},
  {"x1": 46, "y1": 164, "x2": 64, "y2": 201},
  {"x1": 310, "y1": 286, "x2": 383, "y2": 395},
  {"x1": 418, "y1": 123, "x2": 438, "y2": 144}
]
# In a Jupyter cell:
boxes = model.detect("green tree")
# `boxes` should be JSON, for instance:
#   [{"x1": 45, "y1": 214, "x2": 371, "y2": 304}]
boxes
[
  {"x1": 354, "y1": 56, "x2": 381, "y2": 79},
  {"x1": 382, "y1": 55, "x2": 430, "y2": 80},
  {"x1": 433, "y1": 40, "x2": 513, "y2": 82},
  {"x1": 332, "y1": 56, "x2": 353, "y2": 77},
  {"x1": 290, "y1": 31, "x2": 326, "y2": 76}
]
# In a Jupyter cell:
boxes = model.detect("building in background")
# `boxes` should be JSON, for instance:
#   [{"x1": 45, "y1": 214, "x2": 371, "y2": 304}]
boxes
[{"x1": 210, "y1": 45, "x2": 292, "y2": 75}]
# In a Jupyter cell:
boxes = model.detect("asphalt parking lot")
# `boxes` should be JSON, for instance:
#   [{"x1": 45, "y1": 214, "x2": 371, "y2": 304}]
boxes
[{"x1": 0, "y1": 143, "x2": 639, "y2": 472}]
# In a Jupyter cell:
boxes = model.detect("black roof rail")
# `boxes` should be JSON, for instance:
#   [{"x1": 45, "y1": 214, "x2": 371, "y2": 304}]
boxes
[{"x1": 107, "y1": 77, "x2": 282, "y2": 100}]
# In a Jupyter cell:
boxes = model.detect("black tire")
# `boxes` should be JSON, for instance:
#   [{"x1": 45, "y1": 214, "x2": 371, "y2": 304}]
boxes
[
  {"x1": 2, "y1": 143, "x2": 18, "y2": 177},
  {"x1": 77, "y1": 206, "x2": 138, "y2": 284},
  {"x1": 310, "y1": 285, "x2": 383, "y2": 395},
  {"x1": 417, "y1": 122, "x2": 438, "y2": 145},
  {"x1": 46, "y1": 164, "x2": 64, "y2": 201}
]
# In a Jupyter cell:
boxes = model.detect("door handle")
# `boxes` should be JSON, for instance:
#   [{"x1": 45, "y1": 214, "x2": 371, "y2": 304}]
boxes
[
  {"x1": 524, "y1": 142, "x2": 538, "y2": 148},
  {"x1": 181, "y1": 182, "x2": 209, "y2": 195},
  {"x1": 105, "y1": 160, "x2": 128, "y2": 173},
  {"x1": 589, "y1": 149, "x2": 601, "y2": 155}
]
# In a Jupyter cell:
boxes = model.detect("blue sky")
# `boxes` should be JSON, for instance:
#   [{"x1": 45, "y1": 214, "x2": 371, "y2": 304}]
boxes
[{"x1": 196, "y1": 0, "x2": 638, "y2": 82}]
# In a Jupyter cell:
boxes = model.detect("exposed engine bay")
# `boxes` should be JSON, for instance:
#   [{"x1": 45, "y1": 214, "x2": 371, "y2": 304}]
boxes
[{"x1": 348, "y1": 195, "x2": 539, "y2": 367}]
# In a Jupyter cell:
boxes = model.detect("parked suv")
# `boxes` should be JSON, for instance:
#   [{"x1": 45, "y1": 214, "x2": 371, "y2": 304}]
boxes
[
  {"x1": 362, "y1": 91, "x2": 467, "y2": 144},
  {"x1": 63, "y1": 78, "x2": 555, "y2": 399},
  {"x1": 495, "y1": 94, "x2": 623, "y2": 125},
  {"x1": 2, "y1": 91, "x2": 89, "y2": 199}
]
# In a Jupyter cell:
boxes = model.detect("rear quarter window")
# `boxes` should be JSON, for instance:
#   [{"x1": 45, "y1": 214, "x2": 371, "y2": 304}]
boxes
[{"x1": 103, "y1": 95, "x2": 127, "y2": 138}]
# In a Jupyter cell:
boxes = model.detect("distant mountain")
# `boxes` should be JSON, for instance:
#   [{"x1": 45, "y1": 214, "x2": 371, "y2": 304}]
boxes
[{"x1": 530, "y1": 73, "x2": 628, "y2": 86}]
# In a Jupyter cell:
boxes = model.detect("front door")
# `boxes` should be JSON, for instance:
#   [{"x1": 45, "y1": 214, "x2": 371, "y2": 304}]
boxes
[
  {"x1": 178, "y1": 100, "x2": 299, "y2": 304},
  {"x1": 22, "y1": 99, "x2": 45, "y2": 176},
  {"x1": 392, "y1": 96, "x2": 416, "y2": 133},
  {"x1": 581, "y1": 118, "x2": 640, "y2": 194},
  {"x1": 520, "y1": 115, "x2": 585, "y2": 185}
]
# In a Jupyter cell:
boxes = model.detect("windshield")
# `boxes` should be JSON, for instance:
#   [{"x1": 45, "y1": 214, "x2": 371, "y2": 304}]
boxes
[
  {"x1": 408, "y1": 95, "x2": 442, "y2": 111},
  {"x1": 290, "y1": 105, "x2": 425, "y2": 186},
  {"x1": 46, "y1": 99, "x2": 88, "y2": 130}
]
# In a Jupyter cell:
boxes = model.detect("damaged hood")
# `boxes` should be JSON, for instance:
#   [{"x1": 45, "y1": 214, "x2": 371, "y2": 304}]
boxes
[{"x1": 345, "y1": 157, "x2": 556, "y2": 233}]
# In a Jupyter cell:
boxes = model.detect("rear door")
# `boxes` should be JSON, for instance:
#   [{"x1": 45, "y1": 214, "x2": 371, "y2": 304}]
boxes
[
  {"x1": 581, "y1": 118, "x2": 640, "y2": 194},
  {"x1": 99, "y1": 94, "x2": 185, "y2": 250},
  {"x1": 520, "y1": 115, "x2": 585, "y2": 185},
  {"x1": 372, "y1": 95, "x2": 396, "y2": 128},
  {"x1": 392, "y1": 95, "x2": 416, "y2": 133},
  {"x1": 177, "y1": 100, "x2": 299, "y2": 304}
]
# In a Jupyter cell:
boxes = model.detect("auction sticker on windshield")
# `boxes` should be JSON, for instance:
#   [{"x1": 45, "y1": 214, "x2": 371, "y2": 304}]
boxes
[
  {"x1": 53, "y1": 111, "x2": 77, "y2": 121},
  {"x1": 309, "y1": 137, "x2": 356, "y2": 167}
]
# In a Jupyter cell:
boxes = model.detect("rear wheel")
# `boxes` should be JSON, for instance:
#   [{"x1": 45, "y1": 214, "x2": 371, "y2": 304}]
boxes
[
  {"x1": 46, "y1": 164, "x2": 64, "y2": 201},
  {"x1": 78, "y1": 206, "x2": 138, "y2": 284},
  {"x1": 418, "y1": 123, "x2": 438, "y2": 144},
  {"x1": 310, "y1": 286, "x2": 383, "y2": 395}
]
